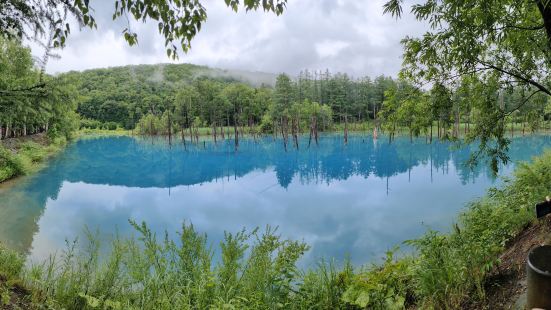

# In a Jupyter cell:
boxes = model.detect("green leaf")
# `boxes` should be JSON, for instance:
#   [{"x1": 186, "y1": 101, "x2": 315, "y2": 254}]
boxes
[{"x1": 355, "y1": 291, "x2": 370, "y2": 308}]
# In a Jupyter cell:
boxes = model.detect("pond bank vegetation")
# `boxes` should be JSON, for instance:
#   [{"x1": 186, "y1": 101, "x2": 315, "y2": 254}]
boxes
[{"x1": 0, "y1": 133, "x2": 67, "y2": 183}]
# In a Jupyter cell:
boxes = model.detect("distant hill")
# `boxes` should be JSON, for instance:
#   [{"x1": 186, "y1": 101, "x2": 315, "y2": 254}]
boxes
[
  {"x1": 58, "y1": 63, "x2": 277, "y2": 129},
  {"x1": 60, "y1": 63, "x2": 277, "y2": 87}
]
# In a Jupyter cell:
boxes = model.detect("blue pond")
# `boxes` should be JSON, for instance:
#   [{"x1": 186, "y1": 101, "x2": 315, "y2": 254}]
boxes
[{"x1": 0, "y1": 134, "x2": 550, "y2": 267}]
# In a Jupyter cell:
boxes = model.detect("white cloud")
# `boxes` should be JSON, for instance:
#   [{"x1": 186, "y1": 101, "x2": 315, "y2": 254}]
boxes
[
  {"x1": 28, "y1": 0, "x2": 428, "y2": 77},
  {"x1": 315, "y1": 40, "x2": 350, "y2": 58}
]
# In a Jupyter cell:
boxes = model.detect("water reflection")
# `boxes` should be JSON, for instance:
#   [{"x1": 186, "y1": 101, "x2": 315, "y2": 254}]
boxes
[{"x1": 0, "y1": 134, "x2": 550, "y2": 266}]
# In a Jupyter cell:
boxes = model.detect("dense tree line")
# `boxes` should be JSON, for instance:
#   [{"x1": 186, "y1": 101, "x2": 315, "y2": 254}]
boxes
[
  {"x1": 66, "y1": 63, "x2": 551, "y2": 157},
  {"x1": 62, "y1": 64, "x2": 399, "y2": 131},
  {"x1": 0, "y1": 38, "x2": 79, "y2": 140},
  {"x1": 64, "y1": 65, "x2": 402, "y2": 148}
]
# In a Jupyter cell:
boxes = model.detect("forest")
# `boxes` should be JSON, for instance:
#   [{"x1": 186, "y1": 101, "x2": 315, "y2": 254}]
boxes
[
  {"x1": 0, "y1": 38, "x2": 79, "y2": 141},
  {"x1": 62, "y1": 63, "x2": 551, "y2": 153}
]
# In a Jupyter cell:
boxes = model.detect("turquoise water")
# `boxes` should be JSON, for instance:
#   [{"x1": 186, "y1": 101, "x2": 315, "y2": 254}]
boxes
[{"x1": 1, "y1": 134, "x2": 550, "y2": 267}]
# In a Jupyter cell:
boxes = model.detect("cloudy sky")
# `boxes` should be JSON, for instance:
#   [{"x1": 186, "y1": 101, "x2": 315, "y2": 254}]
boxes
[{"x1": 35, "y1": 0, "x2": 427, "y2": 77}]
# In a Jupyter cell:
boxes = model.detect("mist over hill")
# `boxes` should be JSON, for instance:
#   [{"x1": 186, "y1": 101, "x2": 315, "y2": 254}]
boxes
[{"x1": 60, "y1": 63, "x2": 277, "y2": 87}]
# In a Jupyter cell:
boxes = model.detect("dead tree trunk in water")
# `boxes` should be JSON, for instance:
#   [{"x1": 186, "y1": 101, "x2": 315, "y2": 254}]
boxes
[
  {"x1": 292, "y1": 118, "x2": 299, "y2": 150},
  {"x1": 280, "y1": 116, "x2": 288, "y2": 152},
  {"x1": 168, "y1": 112, "x2": 173, "y2": 146},
  {"x1": 212, "y1": 122, "x2": 217, "y2": 144},
  {"x1": 429, "y1": 122, "x2": 433, "y2": 143},
  {"x1": 182, "y1": 127, "x2": 187, "y2": 150},
  {"x1": 234, "y1": 114, "x2": 239, "y2": 151},
  {"x1": 308, "y1": 116, "x2": 314, "y2": 148},
  {"x1": 314, "y1": 116, "x2": 319, "y2": 145},
  {"x1": 344, "y1": 115, "x2": 348, "y2": 144}
]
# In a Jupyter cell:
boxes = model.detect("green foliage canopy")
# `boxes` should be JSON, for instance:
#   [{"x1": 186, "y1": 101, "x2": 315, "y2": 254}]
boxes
[{"x1": 383, "y1": 0, "x2": 551, "y2": 167}]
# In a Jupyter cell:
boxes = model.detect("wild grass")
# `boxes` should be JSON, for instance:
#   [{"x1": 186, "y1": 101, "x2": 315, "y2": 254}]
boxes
[
  {"x1": 1, "y1": 148, "x2": 550, "y2": 309},
  {"x1": 78, "y1": 128, "x2": 132, "y2": 137},
  {"x1": 11, "y1": 223, "x2": 351, "y2": 309},
  {"x1": 0, "y1": 146, "x2": 27, "y2": 182},
  {"x1": 0, "y1": 136, "x2": 67, "y2": 183}
]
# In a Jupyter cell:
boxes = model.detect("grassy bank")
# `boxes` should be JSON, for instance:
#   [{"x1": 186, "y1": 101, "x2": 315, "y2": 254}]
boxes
[
  {"x1": 0, "y1": 134, "x2": 68, "y2": 184},
  {"x1": 77, "y1": 128, "x2": 132, "y2": 138},
  {"x1": 0, "y1": 150, "x2": 549, "y2": 309}
]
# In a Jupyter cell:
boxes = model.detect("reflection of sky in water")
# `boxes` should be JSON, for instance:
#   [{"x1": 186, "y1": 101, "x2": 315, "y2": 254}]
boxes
[{"x1": 0, "y1": 134, "x2": 550, "y2": 267}]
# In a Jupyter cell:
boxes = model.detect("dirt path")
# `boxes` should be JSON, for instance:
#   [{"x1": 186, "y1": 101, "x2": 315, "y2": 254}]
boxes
[{"x1": 471, "y1": 215, "x2": 551, "y2": 309}]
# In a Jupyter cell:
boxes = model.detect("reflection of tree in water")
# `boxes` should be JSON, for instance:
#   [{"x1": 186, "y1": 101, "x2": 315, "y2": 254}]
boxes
[
  {"x1": 1, "y1": 134, "x2": 550, "y2": 254},
  {"x1": 11, "y1": 134, "x2": 551, "y2": 195}
]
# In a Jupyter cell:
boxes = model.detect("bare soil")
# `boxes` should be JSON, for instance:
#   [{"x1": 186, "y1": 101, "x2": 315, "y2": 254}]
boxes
[
  {"x1": 470, "y1": 215, "x2": 551, "y2": 309},
  {"x1": 0, "y1": 276, "x2": 32, "y2": 310},
  {"x1": 0, "y1": 133, "x2": 49, "y2": 152}
]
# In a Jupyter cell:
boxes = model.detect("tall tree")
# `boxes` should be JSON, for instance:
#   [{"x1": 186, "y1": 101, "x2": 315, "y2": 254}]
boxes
[{"x1": 383, "y1": 0, "x2": 551, "y2": 168}]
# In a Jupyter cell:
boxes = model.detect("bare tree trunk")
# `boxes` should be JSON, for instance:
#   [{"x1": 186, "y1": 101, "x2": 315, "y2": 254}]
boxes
[
  {"x1": 280, "y1": 117, "x2": 288, "y2": 151},
  {"x1": 344, "y1": 115, "x2": 348, "y2": 144},
  {"x1": 212, "y1": 122, "x2": 217, "y2": 144},
  {"x1": 430, "y1": 122, "x2": 433, "y2": 144},
  {"x1": 292, "y1": 118, "x2": 299, "y2": 150},
  {"x1": 455, "y1": 109, "x2": 460, "y2": 138},
  {"x1": 234, "y1": 114, "x2": 239, "y2": 151},
  {"x1": 308, "y1": 116, "x2": 314, "y2": 148},
  {"x1": 168, "y1": 113, "x2": 172, "y2": 146},
  {"x1": 182, "y1": 127, "x2": 187, "y2": 150}
]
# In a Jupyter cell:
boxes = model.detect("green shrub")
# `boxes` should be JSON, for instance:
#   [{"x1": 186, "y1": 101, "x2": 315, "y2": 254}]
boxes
[
  {"x1": 259, "y1": 114, "x2": 274, "y2": 133},
  {"x1": 22, "y1": 223, "x2": 319, "y2": 309},
  {"x1": 0, "y1": 146, "x2": 27, "y2": 182},
  {"x1": 103, "y1": 122, "x2": 119, "y2": 130},
  {"x1": 400, "y1": 152, "x2": 551, "y2": 308},
  {"x1": 19, "y1": 142, "x2": 47, "y2": 163},
  {"x1": 343, "y1": 248, "x2": 412, "y2": 309},
  {"x1": 80, "y1": 119, "x2": 102, "y2": 130}
]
